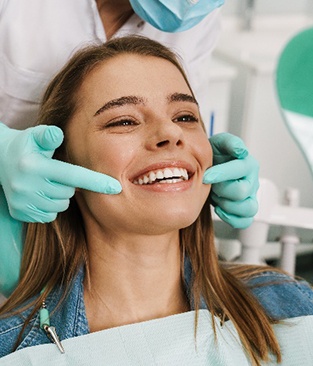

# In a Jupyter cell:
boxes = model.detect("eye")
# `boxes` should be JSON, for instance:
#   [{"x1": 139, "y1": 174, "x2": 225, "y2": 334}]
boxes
[
  {"x1": 105, "y1": 119, "x2": 138, "y2": 128},
  {"x1": 173, "y1": 114, "x2": 199, "y2": 123},
  {"x1": 98, "y1": 117, "x2": 140, "y2": 133}
]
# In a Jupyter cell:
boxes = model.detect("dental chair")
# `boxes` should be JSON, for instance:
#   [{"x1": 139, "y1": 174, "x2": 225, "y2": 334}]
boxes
[{"x1": 238, "y1": 27, "x2": 313, "y2": 275}]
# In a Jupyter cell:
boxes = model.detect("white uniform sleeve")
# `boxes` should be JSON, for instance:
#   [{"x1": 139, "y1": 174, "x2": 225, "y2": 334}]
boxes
[{"x1": 0, "y1": 0, "x2": 102, "y2": 129}]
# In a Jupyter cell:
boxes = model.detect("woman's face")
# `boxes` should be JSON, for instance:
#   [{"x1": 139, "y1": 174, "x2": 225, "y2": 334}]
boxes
[{"x1": 66, "y1": 54, "x2": 212, "y2": 236}]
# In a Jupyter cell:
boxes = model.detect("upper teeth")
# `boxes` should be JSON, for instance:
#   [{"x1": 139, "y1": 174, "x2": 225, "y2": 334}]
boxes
[{"x1": 133, "y1": 167, "x2": 189, "y2": 185}]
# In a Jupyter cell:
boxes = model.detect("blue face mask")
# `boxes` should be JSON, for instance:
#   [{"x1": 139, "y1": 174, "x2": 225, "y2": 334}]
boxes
[{"x1": 129, "y1": 0, "x2": 224, "y2": 33}]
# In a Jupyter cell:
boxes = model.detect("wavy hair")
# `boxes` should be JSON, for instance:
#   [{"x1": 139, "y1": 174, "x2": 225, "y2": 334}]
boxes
[{"x1": 0, "y1": 36, "x2": 281, "y2": 365}]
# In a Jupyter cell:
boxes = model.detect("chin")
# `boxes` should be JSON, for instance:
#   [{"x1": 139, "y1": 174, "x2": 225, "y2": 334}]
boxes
[
  {"x1": 140, "y1": 192, "x2": 209, "y2": 230},
  {"x1": 143, "y1": 206, "x2": 202, "y2": 233}
]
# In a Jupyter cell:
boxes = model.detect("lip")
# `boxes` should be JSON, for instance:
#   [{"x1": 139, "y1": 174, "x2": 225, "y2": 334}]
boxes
[
  {"x1": 133, "y1": 177, "x2": 194, "y2": 192},
  {"x1": 130, "y1": 160, "x2": 196, "y2": 182},
  {"x1": 129, "y1": 160, "x2": 196, "y2": 193}
]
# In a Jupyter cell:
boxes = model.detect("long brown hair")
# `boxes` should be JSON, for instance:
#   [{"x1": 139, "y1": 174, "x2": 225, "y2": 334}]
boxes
[{"x1": 0, "y1": 36, "x2": 281, "y2": 365}]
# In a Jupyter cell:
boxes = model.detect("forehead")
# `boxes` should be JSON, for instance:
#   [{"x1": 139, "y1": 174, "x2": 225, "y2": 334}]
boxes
[{"x1": 79, "y1": 54, "x2": 191, "y2": 100}]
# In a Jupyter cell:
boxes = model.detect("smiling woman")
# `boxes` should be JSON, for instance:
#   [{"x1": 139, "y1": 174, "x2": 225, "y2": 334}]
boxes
[
  {"x1": 0, "y1": 36, "x2": 313, "y2": 365},
  {"x1": 64, "y1": 49, "x2": 212, "y2": 237}
]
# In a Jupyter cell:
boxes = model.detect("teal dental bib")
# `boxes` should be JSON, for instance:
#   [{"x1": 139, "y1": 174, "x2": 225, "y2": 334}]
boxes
[{"x1": 1, "y1": 311, "x2": 313, "y2": 365}]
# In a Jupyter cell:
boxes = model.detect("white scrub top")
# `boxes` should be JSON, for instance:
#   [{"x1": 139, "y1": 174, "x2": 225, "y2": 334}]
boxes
[{"x1": 0, "y1": 0, "x2": 220, "y2": 130}]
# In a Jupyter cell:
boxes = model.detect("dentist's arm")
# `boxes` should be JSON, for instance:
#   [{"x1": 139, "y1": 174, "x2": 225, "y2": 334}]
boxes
[
  {"x1": 0, "y1": 123, "x2": 122, "y2": 296},
  {"x1": 0, "y1": 187, "x2": 23, "y2": 297},
  {"x1": 203, "y1": 133, "x2": 259, "y2": 229}
]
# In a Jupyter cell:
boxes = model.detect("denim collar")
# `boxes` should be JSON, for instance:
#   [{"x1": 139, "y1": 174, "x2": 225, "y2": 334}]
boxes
[
  {"x1": 1, "y1": 260, "x2": 313, "y2": 356},
  {"x1": 14, "y1": 258, "x2": 198, "y2": 350},
  {"x1": 15, "y1": 266, "x2": 89, "y2": 351}
]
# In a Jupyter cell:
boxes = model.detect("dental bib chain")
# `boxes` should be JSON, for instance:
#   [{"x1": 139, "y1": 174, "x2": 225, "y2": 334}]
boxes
[{"x1": 39, "y1": 295, "x2": 65, "y2": 354}]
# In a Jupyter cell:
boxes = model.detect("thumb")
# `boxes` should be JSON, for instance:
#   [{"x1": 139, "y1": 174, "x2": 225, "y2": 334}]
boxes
[{"x1": 32, "y1": 125, "x2": 64, "y2": 151}]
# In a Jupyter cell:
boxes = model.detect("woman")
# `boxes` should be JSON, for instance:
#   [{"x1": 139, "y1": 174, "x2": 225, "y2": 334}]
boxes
[
  {"x1": 0, "y1": 0, "x2": 259, "y2": 297},
  {"x1": 0, "y1": 36, "x2": 312, "y2": 365}
]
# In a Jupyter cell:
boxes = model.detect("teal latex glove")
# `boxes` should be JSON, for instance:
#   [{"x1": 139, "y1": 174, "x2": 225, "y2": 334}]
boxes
[
  {"x1": 0, "y1": 186, "x2": 23, "y2": 297},
  {"x1": 0, "y1": 123, "x2": 122, "y2": 223},
  {"x1": 203, "y1": 133, "x2": 259, "y2": 229}
]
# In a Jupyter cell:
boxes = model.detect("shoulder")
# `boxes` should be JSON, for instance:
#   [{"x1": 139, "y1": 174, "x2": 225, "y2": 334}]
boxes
[
  {"x1": 0, "y1": 267, "x2": 88, "y2": 358},
  {"x1": 0, "y1": 299, "x2": 39, "y2": 358},
  {"x1": 246, "y1": 271, "x2": 313, "y2": 319}
]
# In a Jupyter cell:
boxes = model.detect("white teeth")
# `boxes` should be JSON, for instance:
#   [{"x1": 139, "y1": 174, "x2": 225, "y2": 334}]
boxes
[
  {"x1": 156, "y1": 170, "x2": 164, "y2": 180},
  {"x1": 164, "y1": 168, "x2": 172, "y2": 178},
  {"x1": 173, "y1": 168, "x2": 181, "y2": 177},
  {"x1": 133, "y1": 167, "x2": 190, "y2": 185},
  {"x1": 159, "y1": 178, "x2": 183, "y2": 184},
  {"x1": 149, "y1": 171, "x2": 156, "y2": 181}
]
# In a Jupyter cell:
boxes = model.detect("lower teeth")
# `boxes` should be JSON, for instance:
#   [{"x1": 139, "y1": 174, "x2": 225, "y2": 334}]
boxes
[{"x1": 159, "y1": 178, "x2": 183, "y2": 184}]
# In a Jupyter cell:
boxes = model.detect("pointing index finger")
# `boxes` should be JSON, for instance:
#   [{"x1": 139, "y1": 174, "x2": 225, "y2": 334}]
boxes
[
  {"x1": 203, "y1": 156, "x2": 256, "y2": 184},
  {"x1": 40, "y1": 159, "x2": 122, "y2": 194}
]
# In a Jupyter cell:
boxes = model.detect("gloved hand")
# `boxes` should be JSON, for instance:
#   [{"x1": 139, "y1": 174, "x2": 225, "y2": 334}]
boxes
[
  {"x1": 0, "y1": 186, "x2": 23, "y2": 297},
  {"x1": 203, "y1": 133, "x2": 259, "y2": 229},
  {"x1": 0, "y1": 123, "x2": 122, "y2": 223}
]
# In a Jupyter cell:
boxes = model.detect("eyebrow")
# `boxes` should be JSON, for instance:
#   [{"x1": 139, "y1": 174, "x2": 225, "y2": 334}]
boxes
[
  {"x1": 93, "y1": 92, "x2": 198, "y2": 117},
  {"x1": 94, "y1": 96, "x2": 146, "y2": 116},
  {"x1": 168, "y1": 93, "x2": 198, "y2": 105}
]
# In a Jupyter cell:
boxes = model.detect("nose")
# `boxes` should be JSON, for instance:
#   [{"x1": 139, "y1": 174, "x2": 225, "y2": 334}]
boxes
[{"x1": 146, "y1": 119, "x2": 184, "y2": 151}]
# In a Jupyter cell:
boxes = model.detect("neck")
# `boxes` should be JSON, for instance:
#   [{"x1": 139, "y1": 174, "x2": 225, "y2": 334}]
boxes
[
  {"x1": 84, "y1": 231, "x2": 189, "y2": 332},
  {"x1": 96, "y1": 0, "x2": 134, "y2": 40}
]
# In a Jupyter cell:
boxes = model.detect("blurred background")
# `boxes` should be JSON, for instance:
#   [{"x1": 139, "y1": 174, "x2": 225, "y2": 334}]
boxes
[{"x1": 201, "y1": 0, "x2": 313, "y2": 282}]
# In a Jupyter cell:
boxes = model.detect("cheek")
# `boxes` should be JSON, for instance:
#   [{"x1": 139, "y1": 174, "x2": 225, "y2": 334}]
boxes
[
  {"x1": 75, "y1": 135, "x2": 139, "y2": 181},
  {"x1": 98, "y1": 139, "x2": 133, "y2": 174},
  {"x1": 204, "y1": 143, "x2": 213, "y2": 168},
  {"x1": 65, "y1": 126, "x2": 110, "y2": 170},
  {"x1": 193, "y1": 133, "x2": 213, "y2": 170},
  {"x1": 194, "y1": 133, "x2": 213, "y2": 196},
  {"x1": 65, "y1": 122, "x2": 89, "y2": 166}
]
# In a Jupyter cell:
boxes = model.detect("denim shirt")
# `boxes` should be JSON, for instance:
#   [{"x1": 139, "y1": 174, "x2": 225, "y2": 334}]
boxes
[{"x1": 1, "y1": 264, "x2": 313, "y2": 358}]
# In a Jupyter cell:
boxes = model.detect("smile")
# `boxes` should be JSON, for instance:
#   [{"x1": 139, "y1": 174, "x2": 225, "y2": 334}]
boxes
[{"x1": 133, "y1": 167, "x2": 189, "y2": 185}]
